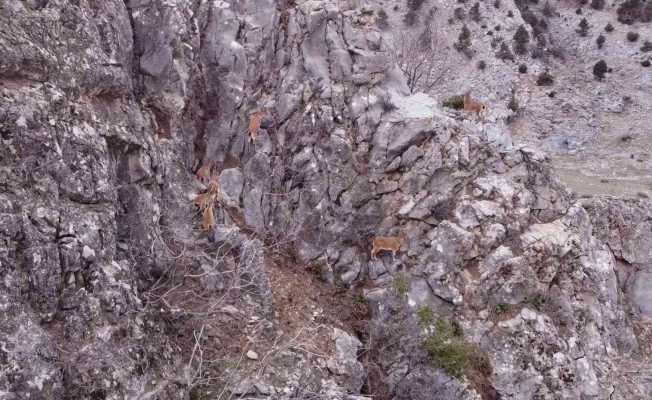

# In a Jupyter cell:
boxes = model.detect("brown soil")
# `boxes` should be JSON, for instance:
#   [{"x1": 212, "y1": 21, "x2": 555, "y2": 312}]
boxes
[{"x1": 267, "y1": 251, "x2": 370, "y2": 356}]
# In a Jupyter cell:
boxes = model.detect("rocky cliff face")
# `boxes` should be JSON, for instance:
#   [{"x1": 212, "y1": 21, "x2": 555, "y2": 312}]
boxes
[{"x1": 1, "y1": 1, "x2": 651, "y2": 399}]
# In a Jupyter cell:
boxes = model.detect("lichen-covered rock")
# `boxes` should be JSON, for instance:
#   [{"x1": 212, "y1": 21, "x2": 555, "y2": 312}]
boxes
[{"x1": 2, "y1": 1, "x2": 652, "y2": 399}]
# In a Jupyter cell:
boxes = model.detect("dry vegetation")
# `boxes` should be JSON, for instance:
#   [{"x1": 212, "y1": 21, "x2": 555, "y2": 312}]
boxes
[
  {"x1": 193, "y1": 175, "x2": 221, "y2": 232},
  {"x1": 391, "y1": 21, "x2": 452, "y2": 93},
  {"x1": 140, "y1": 183, "x2": 372, "y2": 398}
]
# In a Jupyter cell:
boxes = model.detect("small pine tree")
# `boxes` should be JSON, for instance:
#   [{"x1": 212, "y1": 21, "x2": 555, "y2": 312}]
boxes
[
  {"x1": 418, "y1": 22, "x2": 434, "y2": 49},
  {"x1": 508, "y1": 92, "x2": 519, "y2": 112},
  {"x1": 643, "y1": 1, "x2": 652, "y2": 22},
  {"x1": 627, "y1": 31, "x2": 640, "y2": 42},
  {"x1": 593, "y1": 60, "x2": 608, "y2": 80},
  {"x1": 521, "y1": 8, "x2": 539, "y2": 26},
  {"x1": 641, "y1": 40, "x2": 652, "y2": 52},
  {"x1": 470, "y1": 2, "x2": 481, "y2": 22},
  {"x1": 577, "y1": 18, "x2": 590, "y2": 37},
  {"x1": 536, "y1": 70, "x2": 554, "y2": 86},
  {"x1": 596, "y1": 34, "x2": 606, "y2": 48},
  {"x1": 454, "y1": 25, "x2": 473, "y2": 57},
  {"x1": 496, "y1": 41, "x2": 515, "y2": 61},
  {"x1": 617, "y1": 0, "x2": 644, "y2": 24},
  {"x1": 542, "y1": 1, "x2": 556, "y2": 17},
  {"x1": 513, "y1": 25, "x2": 530, "y2": 55},
  {"x1": 377, "y1": 9, "x2": 389, "y2": 30},
  {"x1": 591, "y1": 0, "x2": 605, "y2": 10},
  {"x1": 404, "y1": 10, "x2": 419, "y2": 26},
  {"x1": 407, "y1": 0, "x2": 427, "y2": 11}
]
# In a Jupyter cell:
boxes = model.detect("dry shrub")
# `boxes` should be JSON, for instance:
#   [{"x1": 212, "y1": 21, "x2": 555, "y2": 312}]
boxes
[
  {"x1": 193, "y1": 178, "x2": 220, "y2": 231},
  {"x1": 391, "y1": 22, "x2": 452, "y2": 93}
]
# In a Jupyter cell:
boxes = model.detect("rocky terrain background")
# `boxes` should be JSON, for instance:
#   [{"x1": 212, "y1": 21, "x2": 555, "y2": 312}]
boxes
[{"x1": 1, "y1": 0, "x2": 652, "y2": 399}]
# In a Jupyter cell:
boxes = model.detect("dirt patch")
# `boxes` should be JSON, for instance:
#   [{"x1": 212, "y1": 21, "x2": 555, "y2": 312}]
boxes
[
  {"x1": 136, "y1": 236, "x2": 373, "y2": 396},
  {"x1": 267, "y1": 252, "x2": 370, "y2": 356}
]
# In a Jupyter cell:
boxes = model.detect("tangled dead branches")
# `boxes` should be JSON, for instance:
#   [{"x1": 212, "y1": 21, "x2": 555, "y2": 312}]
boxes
[{"x1": 193, "y1": 174, "x2": 221, "y2": 232}]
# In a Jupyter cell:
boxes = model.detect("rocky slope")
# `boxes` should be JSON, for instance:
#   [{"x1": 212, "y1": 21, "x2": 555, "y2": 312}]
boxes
[{"x1": 1, "y1": 1, "x2": 651, "y2": 399}]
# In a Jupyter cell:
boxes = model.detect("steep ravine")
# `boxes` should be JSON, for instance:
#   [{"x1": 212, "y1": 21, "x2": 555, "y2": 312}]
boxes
[{"x1": 1, "y1": 1, "x2": 652, "y2": 400}]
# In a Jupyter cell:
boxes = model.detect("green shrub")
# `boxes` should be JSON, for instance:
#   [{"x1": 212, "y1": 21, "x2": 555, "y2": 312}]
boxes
[
  {"x1": 494, "y1": 303, "x2": 510, "y2": 315},
  {"x1": 642, "y1": 59, "x2": 651, "y2": 67},
  {"x1": 190, "y1": 387, "x2": 211, "y2": 400},
  {"x1": 423, "y1": 319, "x2": 472, "y2": 378},
  {"x1": 605, "y1": 23, "x2": 614, "y2": 32},
  {"x1": 416, "y1": 305, "x2": 434, "y2": 327},
  {"x1": 477, "y1": 60, "x2": 487, "y2": 70},
  {"x1": 627, "y1": 31, "x2": 640, "y2": 42},
  {"x1": 392, "y1": 273, "x2": 409, "y2": 296},
  {"x1": 442, "y1": 95, "x2": 465, "y2": 109},
  {"x1": 526, "y1": 294, "x2": 546, "y2": 310}
]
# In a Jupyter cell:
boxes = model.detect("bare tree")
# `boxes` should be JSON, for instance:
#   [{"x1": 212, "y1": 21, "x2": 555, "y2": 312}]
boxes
[{"x1": 391, "y1": 21, "x2": 451, "y2": 94}]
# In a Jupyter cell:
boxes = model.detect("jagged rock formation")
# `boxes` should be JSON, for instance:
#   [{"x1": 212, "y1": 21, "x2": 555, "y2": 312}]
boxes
[{"x1": 1, "y1": 1, "x2": 651, "y2": 399}]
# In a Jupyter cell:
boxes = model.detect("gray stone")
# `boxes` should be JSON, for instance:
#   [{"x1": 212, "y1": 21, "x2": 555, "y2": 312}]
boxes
[
  {"x1": 81, "y1": 245, "x2": 96, "y2": 261},
  {"x1": 1, "y1": 1, "x2": 651, "y2": 399},
  {"x1": 219, "y1": 168, "x2": 244, "y2": 208},
  {"x1": 327, "y1": 328, "x2": 365, "y2": 393},
  {"x1": 631, "y1": 271, "x2": 652, "y2": 317}
]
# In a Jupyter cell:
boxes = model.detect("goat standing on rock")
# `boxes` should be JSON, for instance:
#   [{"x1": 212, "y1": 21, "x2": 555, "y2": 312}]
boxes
[
  {"x1": 370, "y1": 232, "x2": 407, "y2": 260},
  {"x1": 463, "y1": 91, "x2": 487, "y2": 121}
]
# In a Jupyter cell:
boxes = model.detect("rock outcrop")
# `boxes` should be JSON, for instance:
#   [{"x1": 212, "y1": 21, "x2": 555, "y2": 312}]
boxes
[{"x1": 1, "y1": 1, "x2": 651, "y2": 399}]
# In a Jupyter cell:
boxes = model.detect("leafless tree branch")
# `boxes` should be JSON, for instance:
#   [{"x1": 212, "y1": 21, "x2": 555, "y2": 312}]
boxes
[{"x1": 390, "y1": 22, "x2": 451, "y2": 94}]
